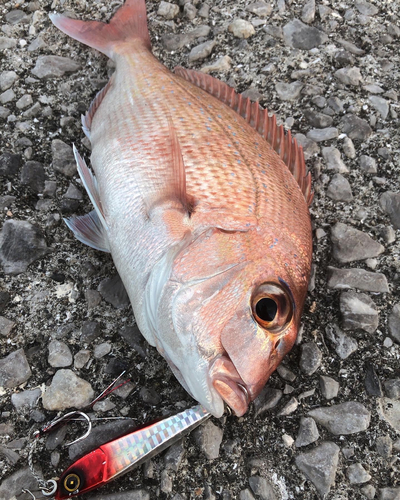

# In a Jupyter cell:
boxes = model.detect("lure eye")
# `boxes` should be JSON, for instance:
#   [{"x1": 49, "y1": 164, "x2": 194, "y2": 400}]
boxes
[
  {"x1": 64, "y1": 473, "x2": 81, "y2": 493},
  {"x1": 252, "y1": 283, "x2": 293, "y2": 332}
]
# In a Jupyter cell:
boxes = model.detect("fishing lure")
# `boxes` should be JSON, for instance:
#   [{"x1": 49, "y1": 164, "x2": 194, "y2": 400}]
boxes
[{"x1": 25, "y1": 405, "x2": 210, "y2": 499}]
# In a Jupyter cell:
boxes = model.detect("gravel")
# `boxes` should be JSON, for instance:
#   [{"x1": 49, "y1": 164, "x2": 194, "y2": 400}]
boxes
[{"x1": 1, "y1": 0, "x2": 399, "y2": 498}]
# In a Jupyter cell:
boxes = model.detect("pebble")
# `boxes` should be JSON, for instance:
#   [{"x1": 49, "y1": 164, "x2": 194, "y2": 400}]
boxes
[
  {"x1": 294, "y1": 134, "x2": 319, "y2": 160},
  {"x1": 359, "y1": 155, "x2": 377, "y2": 174},
  {"x1": 74, "y1": 349, "x2": 91, "y2": 369},
  {"x1": 93, "y1": 399, "x2": 116, "y2": 412},
  {"x1": 330, "y1": 222, "x2": 384, "y2": 263},
  {"x1": 275, "y1": 81, "x2": 303, "y2": 101},
  {"x1": 228, "y1": 19, "x2": 255, "y2": 39},
  {"x1": 375, "y1": 434, "x2": 392, "y2": 458},
  {"x1": 160, "y1": 470, "x2": 173, "y2": 494},
  {"x1": 295, "y1": 417, "x2": 320, "y2": 447},
  {"x1": 308, "y1": 401, "x2": 371, "y2": 435},
  {"x1": 277, "y1": 397, "x2": 298, "y2": 416},
  {"x1": 360, "y1": 485, "x2": 376, "y2": 500},
  {"x1": 342, "y1": 137, "x2": 356, "y2": 159},
  {"x1": 254, "y1": 386, "x2": 283, "y2": 417},
  {"x1": 355, "y1": 1, "x2": 378, "y2": 15},
  {"x1": 380, "y1": 191, "x2": 400, "y2": 229},
  {"x1": 184, "y1": 3, "x2": 197, "y2": 19},
  {"x1": 334, "y1": 67, "x2": 362, "y2": 86},
  {"x1": 0, "y1": 466, "x2": 45, "y2": 499},
  {"x1": 64, "y1": 183, "x2": 83, "y2": 200},
  {"x1": 193, "y1": 420, "x2": 223, "y2": 459},
  {"x1": 158, "y1": 1, "x2": 180, "y2": 19},
  {"x1": 299, "y1": 342, "x2": 322, "y2": 375},
  {"x1": 301, "y1": 0, "x2": 315, "y2": 23},
  {"x1": 0, "y1": 348, "x2": 31, "y2": 388},
  {"x1": 319, "y1": 375, "x2": 339, "y2": 399},
  {"x1": 94, "y1": 342, "x2": 112, "y2": 358},
  {"x1": 364, "y1": 363, "x2": 383, "y2": 397},
  {"x1": 5, "y1": 9, "x2": 30, "y2": 24},
  {"x1": 0, "y1": 219, "x2": 49, "y2": 275},
  {"x1": 0, "y1": 71, "x2": 18, "y2": 91},
  {"x1": 48, "y1": 339, "x2": 73, "y2": 367},
  {"x1": 304, "y1": 110, "x2": 333, "y2": 128},
  {"x1": 20, "y1": 160, "x2": 46, "y2": 193},
  {"x1": 379, "y1": 487, "x2": 400, "y2": 500},
  {"x1": 188, "y1": 40, "x2": 216, "y2": 62},
  {"x1": 346, "y1": 463, "x2": 371, "y2": 484},
  {"x1": 0, "y1": 88, "x2": 15, "y2": 104},
  {"x1": 327, "y1": 267, "x2": 389, "y2": 293},
  {"x1": 322, "y1": 147, "x2": 348, "y2": 173},
  {"x1": 276, "y1": 364, "x2": 296, "y2": 382},
  {"x1": 295, "y1": 442, "x2": 339, "y2": 498},
  {"x1": 283, "y1": 19, "x2": 328, "y2": 50},
  {"x1": 31, "y1": 55, "x2": 81, "y2": 79},
  {"x1": 307, "y1": 127, "x2": 338, "y2": 142},
  {"x1": 0, "y1": 292, "x2": 11, "y2": 313},
  {"x1": 0, "y1": 316, "x2": 15, "y2": 336},
  {"x1": 201, "y1": 55, "x2": 232, "y2": 73},
  {"x1": 119, "y1": 325, "x2": 147, "y2": 358},
  {"x1": 388, "y1": 304, "x2": 400, "y2": 344},
  {"x1": 81, "y1": 320, "x2": 102, "y2": 343},
  {"x1": 140, "y1": 386, "x2": 161, "y2": 405},
  {"x1": 340, "y1": 291, "x2": 379, "y2": 333},
  {"x1": 384, "y1": 378, "x2": 400, "y2": 400},
  {"x1": 0, "y1": 445, "x2": 19, "y2": 465},
  {"x1": 248, "y1": 475, "x2": 276, "y2": 500},
  {"x1": 11, "y1": 388, "x2": 41, "y2": 411},
  {"x1": 240, "y1": 489, "x2": 255, "y2": 500},
  {"x1": 164, "y1": 440, "x2": 185, "y2": 471},
  {"x1": 51, "y1": 139, "x2": 76, "y2": 177},
  {"x1": 327, "y1": 174, "x2": 353, "y2": 201},
  {"x1": 42, "y1": 369, "x2": 94, "y2": 410},
  {"x1": 162, "y1": 25, "x2": 210, "y2": 51},
  {"x1": 0, "y1": 106, "x2": 10, "y2": 119},
  {"x1": 340, "y1": 114, "x2": 372, "y2": 141},
  {"x1": 0, "y1": 37, "x2": 17, "y2": 50},
  {"x1": 246, "y1": 2, "x2": 273, "y2": 17},
  {"x1": 98, "y1": 274, "x2": 130, "y2": 309},
  {"x1": 198, "y1": 4, "x2": 209, "y2": 18},
  {"x1": 85, "y1": 289, "x2": 102, "y2": 309},
  {"x1": 369, "y1": 96, "x2": 389, "y2": 120},
  {"x1": 16, "y1": 94, "x2": 33, "y2": 110}
]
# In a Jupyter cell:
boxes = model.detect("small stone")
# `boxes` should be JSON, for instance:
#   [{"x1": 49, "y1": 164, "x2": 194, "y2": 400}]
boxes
[
  {"x1": 325, "y1": 324, "x2": 358, "y2": 359},
  {"x1": 388, "y1": 304, "x2": 400, "y2": 344},
  {"x1": 228, "y1": 19, "x2": 255, "y2": 39},
  {"x1": 0, "y1": 37, "x2": 17, "y2": 50},
  {"x1": 81, "y1": 320, "x2": 102, "y2": 343},
  {"x1": 319, "y1": 375, "x2": 339, "y2": 399},
  {"x1": 277, "y1": 397, "x2": 298, "y2": 416},
  {"x1": 308, "y1": 401, "x2": 371, "y2": 435},
  {"x1": 347, "y1": 463, "x2": 371, "y2": 484},
  {"x1": 48, "y1": 340, "x2": 73, "y2": 367},
  {"x1": 295, "y1": 442, "x2": 339, "y2": 498},
  {"x1": 93, "y1": 399, "x2": 116, "y2": 412},
  {"x1": 0, "y1": 106, "x2": 10, "y2": 119},
  {"x1": 275, "y1": 81, "x2": 303, "y2": 101},
  {"x1": 380, "y1": 191, "x2": 400, "y2": 229},
  {"x1": 51, "y1": 139, "x2": 76, "y2": 177},
  {"x1": 201, "y1": 55, "x2": 232, "y2": 73},
  {"x1": 384, "y1": 379, "x2": 400, "y2": 400},
  {"x1": 0, "y1": 316, "x2": 15, "y2": 336},
  {"x1": 295, "y1": 417, "x2": 320, "y2": 447},
  {"x1": 307, "y1": 128, "x2": 339, "y2": 142},
  {"x1": 379, "y1": 487, "x2": 400, "y2": 499},
  {"x1": 369, "y1": 96, "x2": 389, "y2": 120},
  {"x1": 0, "y1": 349, "x2": 31, "y2": 388},
  {"x1": 11, "y1": 388, "x2": 41, "y2": 412},
  {"x1": 193, "y1": 420, "x2": 223, "y2": 459},
  {"x1": 85, "y1": 289, "x2": 102, "y2": 309},
  {"x1": 301, "y1": 0, "x2": 315, "y2": 23},
  {"x1": 246, "y1": 2, "x2": 273, "y2": 17},
  {"x1": 119, "y1": 325, "x2": 147, "y2": 358},
  {"x1": 42, "y1": 369, "x2": 94, "y2": 410},
  {"x1": 162, "y1": 25, "x2": 210, "y2": 51},
  {"x1": 0, "y1": 220, "x2": 49, "y2": 275},
  {"x1": 282, "y1": 434, "x2": 294, "y2": 447},
  {"x1": 294, "y1": 134, "x2": 319, "y2": 160},
  {"x1": 334, "y1": 67, "x2": 362, "y2": 86},
  {"x1": 198, "y1": 4, "x2": 209, "y2": 18},
  {"x1": 164, "y1": 440, "x2": 185, "y2": 471},
  {"x1": 43, "y1": 180, "x2": 57, "y2": 198},
  {"x1": 340, "y1": 114, "x2": 372, "y2": 141},
  {"x1": 359, "y1": 155, "x2": 377, "y2": 174},
  {"x1": 140, "y1": 387, "x2": 161, "y2": 405},
  {"x1": 32, "y1": 55, "x2": 81, "y2": 79},
  {"x1": 74, "y1": 349, "x2": 91, "y2": 369},
  {"x1": 0, "y1": 466, "x2": 45, "y2": 499},
  {"x1": 158, "y1": 1, "x2": 180, "y2": 19},
  {"x1": 338, "y1": 38, "x2": 365, "y2": 56},
  {"x1": 376, "y1": 434, "x2": 392, "y2": 458},
  {"x1": 16, "y1": 94, "x2": 33, "y2": 110},
  {"x1": 242, "y1": 88, "x2": 264, "y2": 102},
  {"x1": 276, "y1": 364, "x2": 296, "y2": 382},
  {"x1": 188, "y1": 40, "x2": 216, "y2": 62},
  {"x1": 283, "y1": 19, "x2": 328, "y2": 50},
  {"x1": 20, "y1": 160, "x2": 46, "y2": 193},
  {"x1": 360, "y1": 484, "x2": 376, "y2": 500},
  {"x1": 0, "y1": 445, "x2": 20, "y2": 465},
  {"x1": 240, "y1": 489, "x2": 255, "y2": 500},
  {"x1": 364, "y1": 363, "x2": 382, "y2": 397},
  {"x1": 254, "y1": 386, "x2": 283, "y2": 417},
  {"x1": 94, "y1": 342, "x2": 111, "y2": 358},
  {"x1": 161, "y1": 469, "x2": 173, "y2": 494},
  {"x1": 248, "y1": 475, "x2": 276, "y2": 500},
  {"x1": 0, "y1": 71, "x2": 18, "y2": 91},
  {"x1": 299, "y1": 342, "x2": 322, "y2": 375},
  {"x1": 304, "y1": 110, "x2": 333, "y2": 128},
  {"x1": 327, "y1": 267, "x2": 389, "y2": 293},
  {"x1": 0, "y1": 88, "x2": 15, "y2": 104},
  {"x1": 64, "y1": 183, "x2": 83, "y2": 200},
  {"x1": 322, "y1": 147, "x2": 348, "y2": 173},
  {"x1": 343, "y1": 137, "x2": 356, "y2": 159},
  {"x1": 340, "y1": 291, "x2": 379, "y2": 333},
  {"x1": 331, "y1": 222, "x2": 384, "y2": 263},
  {"x1": 327, "y1": 174, "x2": 353, "y2": 201},
  {"x1": 28, "y1": 36, "x2": 46, "y2": 52},
  {"x1": 184, "y1": 3, "x2": 197, "y2": 19},
  {"x1": 98, "y1": 274, "x2": 130, "y2": 309},
  {"x1": 5, "y1": 10, "x2": 29, "y2": 24}
]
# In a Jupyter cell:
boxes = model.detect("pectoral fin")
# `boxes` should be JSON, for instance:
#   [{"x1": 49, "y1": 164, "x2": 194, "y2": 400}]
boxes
[{"x1": 64, "y1": 210, "x2": 110, "y2": 252}]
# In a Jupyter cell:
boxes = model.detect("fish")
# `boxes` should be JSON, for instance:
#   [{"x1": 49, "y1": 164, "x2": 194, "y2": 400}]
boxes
[{"x1": 50, "y1": 0, "x2": 313, "y2": 418}]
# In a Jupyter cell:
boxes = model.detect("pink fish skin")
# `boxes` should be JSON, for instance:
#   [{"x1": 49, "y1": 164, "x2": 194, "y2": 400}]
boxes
[{"x1": 50, "y1": 0, "x2": 312, "y2": 417}]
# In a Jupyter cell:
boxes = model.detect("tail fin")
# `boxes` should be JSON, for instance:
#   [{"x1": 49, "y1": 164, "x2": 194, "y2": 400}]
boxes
[{"x1": 49, "y1": 0, "x2": 151, "y2": 60}]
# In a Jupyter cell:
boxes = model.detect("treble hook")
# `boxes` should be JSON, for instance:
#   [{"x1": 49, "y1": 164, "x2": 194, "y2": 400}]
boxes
[{"x1": 35, "y1": 410, "x2": 92, "y2": 446}]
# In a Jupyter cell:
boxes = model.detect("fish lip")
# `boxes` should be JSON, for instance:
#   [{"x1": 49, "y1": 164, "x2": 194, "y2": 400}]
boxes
[{"x1": 209, "y1": 356, "x2": 251, "y2": 417}]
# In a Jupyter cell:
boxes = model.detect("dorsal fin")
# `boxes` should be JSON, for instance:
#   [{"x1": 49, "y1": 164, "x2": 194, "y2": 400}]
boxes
[
  {"x1": 174, "y1": 66, "x2": 313, "y2": 206},
  {"x1": 82, "y1": 77, "x2": 113, "y2": 139}
]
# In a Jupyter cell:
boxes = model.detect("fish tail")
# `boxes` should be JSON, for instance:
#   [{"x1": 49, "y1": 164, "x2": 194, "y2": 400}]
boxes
[{"x1": 49, "y1": 0, "x2": 151, "y2": 60}]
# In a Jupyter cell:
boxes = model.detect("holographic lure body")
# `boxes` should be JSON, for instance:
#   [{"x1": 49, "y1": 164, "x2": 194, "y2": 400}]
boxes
[{"x1": 55, "y1": 405, "x2": 210, "y2": 499}]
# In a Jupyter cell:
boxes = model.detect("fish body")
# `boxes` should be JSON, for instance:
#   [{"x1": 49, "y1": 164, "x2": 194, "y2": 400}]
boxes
[{"x1": 51, "y1": 0, "x2": 312, "y2": 417}]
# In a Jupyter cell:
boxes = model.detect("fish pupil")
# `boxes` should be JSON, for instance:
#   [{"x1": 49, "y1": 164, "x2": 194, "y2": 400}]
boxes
[{"x1": 256, "y1": 298, "x2": 277, "y2": 322}]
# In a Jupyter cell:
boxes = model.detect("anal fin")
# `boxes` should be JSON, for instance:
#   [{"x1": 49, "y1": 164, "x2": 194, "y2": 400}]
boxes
[{"x1": 64, "y1": 210, "x2": 110, "y2": 252}]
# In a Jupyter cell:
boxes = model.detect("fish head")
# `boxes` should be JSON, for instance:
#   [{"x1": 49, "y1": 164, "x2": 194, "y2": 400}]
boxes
[{"x1": 157, "y1": 221, "x2": 312, "y2": 418}]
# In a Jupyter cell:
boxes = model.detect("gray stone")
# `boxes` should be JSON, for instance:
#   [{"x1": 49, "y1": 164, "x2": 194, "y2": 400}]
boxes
[
  {"x1": 228, "y1": 19, "x2": 255, "y2": 39},
  {"x1": 81, "y1": 320, "x2": 102, "y2": 343},
  {"x1": 299, "y1": 342, "x2": 322, "y2": 375},
  {"x1": 184, "y1": 3, "x2": 197, "y2": 19},
  {"x1": 188, "y1": 40, "x2": 216, "y2": 62},
  {"x1": 11, "y1": 388, "x2": 41, "y2": 411},
  {"x1": 162, "y1": 25, "x2": 210, "y2": 51},
  {"x1": 92, "y1": 399, "x2": 116, "y2": 413},
  {"x1": 364, "y1": 363, "x2": 383, "y2": 397},
  {"x1": 277, "y1": 397, "x2": 298, "y2": 416},
  {"x1": 32, "y1": 55, "x2": 81, "y2": 79},
  {"x1": 304, "y1": 110, "x2": 333, "y2": 128},
  {"x1": 359, "y1": 155, "x2": 377, "y2": 173},
  {"x1": 343, "y1": 137, "x2": 356, "y2": 159},
  {"x1": 327, "y1": 174, "x2": 353, "y2": 201},
  {"x1": 20, "y1": 161, "x2": 46, "y2": 193},
  {"x1": 340, "y1": 114, "x2": 372, "y2": 141},
  {"x1": 246, "y1": 2, "x2": 272, "y2": 16},
  {"x1": 379, "y1": 487, "x2": 400, "y2": 500},
  {"x1": 369, "y1": 96, "x2": 389, "y2": 120},
  {"x1": 294, "y1": 134, "x2": 319, "y2": 160},
  {"x1": 0, "y1": 349, "x2": 31, "y2": 388},
  {"x1": 326, "y1": 324, "x2": 358, "y2": 359},
  {"x1": 0, "y1": 316, "x2": 15, "y2": 336},
  {"x1": 384, "y1": 378, "x2": 400, "y2": 400},
  {"x1": 0, "y1": 220, "x2": 49, "y2": 275},
  {"x1": 240, "y1": 489, "x2": 255, "y2": 500},
  {"x1": 85, "y1": 289, "x2": 102, "y2": 309},
  {"x1": 322, "y1": 147, "x2": 348, "y2": 173},
  {"x1": 0, "y1": 105, "x2": 10, "y2": 119},
  {"x1": 248, "y1": 476, "x2": 276, "y2": 500},
  {"x1": 0, "y1": 71, "x2": 18, "y2": 91},
  {"x1": 140, "y1": 386, "x2": 161, "y2": 405},
  {"x1": 48, "y1": 340, "x2": 73, "y2": 367},
  {"x1": 275, "y1": 81, "x2": 303, "y2": 101},
  {"x1": 42, "y1": 369, "x2": 94, "y2": 410},
  {"x1": 51, "y1": 139, "x2": 76, "y2": 177},
  {"x1": 276, "y1": 364, "x2": 296, "y2": 382},
  {"x1": 28, "y1": 36, "x2": 46, "y2": 52},
  {"x1": 308, "y1": 401, "x2": 371, "y2": 435},
  {"x1": 355, "y1": 1, "x2": 378, "y2": 15},
  {"x1": 64, "y1": 183, "x2": 83, "y2": 200},
  {"x1": 43, "y1": 180, "x2": 57, "y2": 198},
  {"x1": 16, "y1": 94, "x2": 33, "y2": 110},
  {"x1": 158, "y1": 1, "x2": 180, "y2": 19},
  {"x1": 98, "y1": 274, "x2": 130, "y2": 308},
  {"x1": 380, "y1": 191, "x2": 400, "y2": 229},
  {"x1": 307, "y1": 128, "x2": 338, "y2": 142},
  {"x1": 346, "y1": 463, "x2": 371, "y2": 484},
  {"x1": 301, "y1": 0, "x2": 315, "y2": 23},
  {"x1": 164, "y1": 440, "x2": 185, "y2": 471},
  {"x1": 0, "y1": 88, "x2": 15, "y2": 104},
  {"x1": 319, "y1": 375, "x2": 339, "y2": 400},
  {"x1": 254, "y1": 386, "x2": 283, "y2": 417},
  {"x1": 0, "y1": 37, "x2": 17, "y2": 50},
  {"x1": 283, "y1": 19, "x2": 328, "y2": 50},
  {"x1": 119, "y1": 325, "x2": 147, "y2": 358},
  {"x1": 0, "y1": 196, "x2": 16, "y2": 210},
  {"x1": 295, "y1": 417, "x2": 320, "y2": 447},
  {"x1": 198, "y1": 4, "x2": 209, "y2": 18},
  {"x1": 338, "y1": 38, "x2": 365, "y2": 56},
  {"x1": 0, "y1": 445, "x2": 19, "y2": 465},
  {"x1": 201, "y1": 55, "x2": 232, "y2": 74},
  {"x1": 295, "y1": 442, "x2": 339, "y2": 498},
  {"x1": 74, "y1": 349, "x2": 91, "y2": 369},
  {"x1": 331, "y1": 222, "x2": 384, "y2": 263},
  {"x1": 0, "y1": 466, "x2": 44, "y2": 500},
  {"x1": 193, "y1": 420, "x2": 223, "y2": 459},
  {"x1": 375, "y1": 434, "x2": 392, "y2": 458},
  {"x1": 388, "y1": 304, "x2": 400, "y2": 344},
  {"x1": 5, "y1": 9, "x2": 29, "y2": 24},
  {"x1": 340, "y1": 291, "x2": 379, "y2": 333},
  {"x1": 360, "y1": 485, "x2": 376, "y2": 500},
  {"x1": 327, "y1": 267, "x2": 389, "y2": 293},
  {"x1": 94, "y1": 342, "x2": 112, "y2": 358},
  {"x1": 160, "y1": 469, "x2": 173, "y2": 493},
  {"x1": 334, "y1": 67, "x2": 362, "y2": 86}
]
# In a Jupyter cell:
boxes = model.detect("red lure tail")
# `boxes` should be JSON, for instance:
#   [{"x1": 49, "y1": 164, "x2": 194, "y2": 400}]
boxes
[{"x1": 49, "y1": 0, "x2": 151, "y2": 60}]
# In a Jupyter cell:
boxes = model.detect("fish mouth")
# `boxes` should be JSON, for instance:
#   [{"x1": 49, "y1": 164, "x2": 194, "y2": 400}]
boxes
[{"x1": 209, "y1": 356, "x2": 251, "y2": 417}]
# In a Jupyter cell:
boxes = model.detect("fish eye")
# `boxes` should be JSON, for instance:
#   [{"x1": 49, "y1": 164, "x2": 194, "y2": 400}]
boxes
[
  {"x1": 64, "y1": 473, "x2": 81, "y2": 493},
  {"x1": 251, "y1": 283, "x2": 293, "y2": 332}
]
